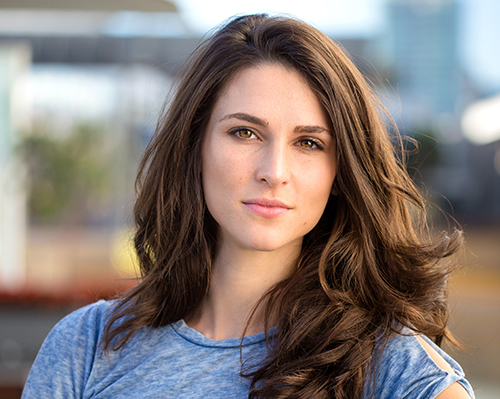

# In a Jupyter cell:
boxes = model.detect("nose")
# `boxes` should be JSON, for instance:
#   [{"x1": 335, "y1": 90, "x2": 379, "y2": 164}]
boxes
[{"x1": 255, "y1": 141, "x2": 290, "y2": 187}]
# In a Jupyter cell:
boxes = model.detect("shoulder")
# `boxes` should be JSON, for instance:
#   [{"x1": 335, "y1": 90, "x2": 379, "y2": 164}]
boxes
[
  {"x1": 414, "y1": 336, "x2": 471, "y2": 399},
  {"x1": 22, "y1": 300, "x2": 115, "y2": 399},
  {"x1": 364, "y1": 328, "x2": 474, "y2": 399},
  {"x1": 54, "y1": 299, "x2": 114, "y2": 334},
  {"x1": 35, "y1": 299, "x2": 114, "y2": 354},
  {"x1": 40, "y1": 299, "x2": 114, "y2": 351}
]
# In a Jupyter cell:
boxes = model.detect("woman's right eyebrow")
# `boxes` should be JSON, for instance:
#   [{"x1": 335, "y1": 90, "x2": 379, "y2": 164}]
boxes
[{"x1": 219, "y1": 113, "x2": 269, "y2": 127}]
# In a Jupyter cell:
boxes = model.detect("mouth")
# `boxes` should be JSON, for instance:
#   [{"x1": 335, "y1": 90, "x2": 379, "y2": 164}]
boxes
[{"x1": 242, "y1": 198, "x2": 291, "y2": 217}]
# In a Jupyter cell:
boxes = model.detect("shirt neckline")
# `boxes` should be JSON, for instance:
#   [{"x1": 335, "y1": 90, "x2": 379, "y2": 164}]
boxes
[{"x1": 170, "y1": 319, "x2": 268, "y2": 348}]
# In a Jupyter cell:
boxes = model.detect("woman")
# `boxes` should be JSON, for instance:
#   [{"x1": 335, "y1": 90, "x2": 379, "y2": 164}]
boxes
[{"x1": 23, "y1": 14, "x2": 474, "y2": 399}]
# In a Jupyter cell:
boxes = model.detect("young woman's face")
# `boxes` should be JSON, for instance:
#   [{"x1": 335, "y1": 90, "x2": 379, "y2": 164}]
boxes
[{"x1": 202, "y1": 64, "x2": 337, "y2": 254}]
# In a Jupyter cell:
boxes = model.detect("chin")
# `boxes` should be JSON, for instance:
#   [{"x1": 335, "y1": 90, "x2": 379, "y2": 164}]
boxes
[{"x1": 239, "y1": 235, "x2": 302, "y2": 253}]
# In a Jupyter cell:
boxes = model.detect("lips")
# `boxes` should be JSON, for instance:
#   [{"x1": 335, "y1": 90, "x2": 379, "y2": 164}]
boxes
[{"x1": 243, "y1": 198, "x2": 291, "y2": 217}]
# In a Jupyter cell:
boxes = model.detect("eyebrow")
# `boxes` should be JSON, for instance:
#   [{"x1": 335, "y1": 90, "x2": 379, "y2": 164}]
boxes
[
  {"x1": 294, "y1": 125, "x2": 330, "y2": 134},
  {"x1": 219, "y1": 113, "x2": 269, "y2": 127},
  {"x1": 220, "y1": 112, "x2": 330, "y2": 134}
]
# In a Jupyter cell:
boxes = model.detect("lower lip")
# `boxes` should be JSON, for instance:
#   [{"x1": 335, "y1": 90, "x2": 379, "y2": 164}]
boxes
[{"x1": 244, "y1": 203, "x2": 289, "y2": 217}]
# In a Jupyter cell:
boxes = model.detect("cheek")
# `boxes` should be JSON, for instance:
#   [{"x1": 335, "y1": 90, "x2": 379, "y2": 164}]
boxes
[
  {"x1": 300, "y1": 158, "x2": 336, "y2": 195},
  {"x1": 203, "y1": 155, "x2": 233, "y2": 193},
  {"x1": 300, "y1": 165, "x2": 336, "y2": 221},
  {"x1": 202, "y1": 142, "x2": 243, "y2": 210},
  {"x1": 204, "y1": 139, "x2": 251, "y2": 186}
]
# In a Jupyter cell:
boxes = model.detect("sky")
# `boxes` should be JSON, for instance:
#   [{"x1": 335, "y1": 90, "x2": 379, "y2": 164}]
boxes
[{"x1": 176, "y1": 0, "x2": 500, "y2": 92}]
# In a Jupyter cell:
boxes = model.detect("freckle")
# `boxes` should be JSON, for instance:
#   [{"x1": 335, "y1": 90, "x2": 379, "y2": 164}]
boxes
[{"x1": 303, "y1": 221, "x2": 307, "y2": 225}]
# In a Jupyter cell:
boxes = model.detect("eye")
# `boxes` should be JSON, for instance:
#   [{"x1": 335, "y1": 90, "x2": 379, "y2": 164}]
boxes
[
  {"x1": 297, "y1": 138, "x2": 324, "y2": 151},
  {"x1": 231, "y1": 128, "x2": 257, "y2": 139}
]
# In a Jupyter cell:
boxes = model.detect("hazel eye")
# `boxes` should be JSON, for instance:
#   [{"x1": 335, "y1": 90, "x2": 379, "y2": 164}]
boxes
[
  {"x1": 233, "y1": 129, "x2": 256, "y2": 139},
  {"x1": 297, "y1": 138, "x2": 323, "y2": 150},
  {"x1": 300, "y1": 139, "x2": 314, "y2": 148}
]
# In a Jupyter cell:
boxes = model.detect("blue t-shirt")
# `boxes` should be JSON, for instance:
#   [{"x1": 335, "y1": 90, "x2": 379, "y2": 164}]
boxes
[{"x1": 22, "y1": 300, "x2": 474, "y2": 398}]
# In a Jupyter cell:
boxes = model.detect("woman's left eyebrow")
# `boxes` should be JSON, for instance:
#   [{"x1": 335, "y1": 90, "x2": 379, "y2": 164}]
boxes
[{"x1": 294, "y1": 125, "x2": 330, "y2": 135}]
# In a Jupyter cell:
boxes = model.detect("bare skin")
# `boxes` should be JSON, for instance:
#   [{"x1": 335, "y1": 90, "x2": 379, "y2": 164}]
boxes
[{"x1": 186, "y1": 240, "x2": 301, "y2": 340}]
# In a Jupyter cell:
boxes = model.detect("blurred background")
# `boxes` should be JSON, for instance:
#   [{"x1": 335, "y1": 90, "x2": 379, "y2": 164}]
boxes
[{"x1": 0, "y1": 0, "x2": 498, "y2": 397}]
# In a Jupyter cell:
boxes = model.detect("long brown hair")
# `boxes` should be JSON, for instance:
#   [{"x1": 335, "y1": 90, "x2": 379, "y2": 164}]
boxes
[{"x1": 103, "y1": 14, "x2": 462, "y2": 398}]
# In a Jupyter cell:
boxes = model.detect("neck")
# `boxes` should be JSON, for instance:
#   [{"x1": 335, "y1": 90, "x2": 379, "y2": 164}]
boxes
[{"x1": 186, "y1": 240, "x2": 301, "y2": 340}]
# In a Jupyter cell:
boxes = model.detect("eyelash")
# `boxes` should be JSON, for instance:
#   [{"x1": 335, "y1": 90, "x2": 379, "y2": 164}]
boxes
[{"x1": 229, "y1": 128, "x2": 325, "y2": 151}]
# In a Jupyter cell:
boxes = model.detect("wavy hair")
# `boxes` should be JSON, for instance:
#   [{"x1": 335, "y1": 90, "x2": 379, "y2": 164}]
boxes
[{"x1": 103, "y1": 14, "x2": 462, "y2": 398}]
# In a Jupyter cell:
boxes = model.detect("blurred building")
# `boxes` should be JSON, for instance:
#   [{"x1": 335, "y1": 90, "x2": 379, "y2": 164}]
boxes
[
  {"x1": 0, "y1": 0, "x2": 189, "y2": 289},
  {"x1": 386, "y1": 0, "x2": 461, "y2": 119},
  {"x1": 381, "y1": 0, "x2": 500, "y2": 225}
]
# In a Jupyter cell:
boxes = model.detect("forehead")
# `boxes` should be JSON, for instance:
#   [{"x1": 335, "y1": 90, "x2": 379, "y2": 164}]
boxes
[
  {"x1": 209, "y1": 63, "x2": 327, "y2": 125},
  {"x1": 219, "y1": 62, "x2": 311, "y2": 97}
]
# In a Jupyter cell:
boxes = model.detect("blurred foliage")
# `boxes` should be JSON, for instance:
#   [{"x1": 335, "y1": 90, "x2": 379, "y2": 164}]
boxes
[{"x1": 18, "y1": 124, "x2": 113, "y2": 225}]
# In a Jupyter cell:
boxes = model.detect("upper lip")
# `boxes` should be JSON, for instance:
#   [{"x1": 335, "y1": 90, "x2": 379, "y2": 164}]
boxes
[{"x1": 243, "y1": 198, "x2": 292, "y2": 208}]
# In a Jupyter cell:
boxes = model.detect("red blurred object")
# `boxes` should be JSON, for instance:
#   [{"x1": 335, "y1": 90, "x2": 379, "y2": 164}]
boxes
[{"x1": 0, "y1": 278, "x2": 138, "y2": 308}]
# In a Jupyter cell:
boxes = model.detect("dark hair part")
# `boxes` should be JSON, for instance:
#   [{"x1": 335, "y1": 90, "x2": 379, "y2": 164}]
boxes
[{"x1": 103, "y1": 14, "x2": 462, "y2": 398}]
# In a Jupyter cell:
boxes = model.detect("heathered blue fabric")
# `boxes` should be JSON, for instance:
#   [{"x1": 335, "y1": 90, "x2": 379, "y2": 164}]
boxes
[{"x1": 22, "y1": 300, "x2": 474, "y2": 399}]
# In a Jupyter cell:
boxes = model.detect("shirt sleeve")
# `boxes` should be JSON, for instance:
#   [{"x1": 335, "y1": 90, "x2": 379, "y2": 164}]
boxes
[
  {"x1": 22, "y1": 300, "x2": 111, "y2": 399},
  {"x1": 364, "y1": 329, "x2": 475, "y2": 399}
]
